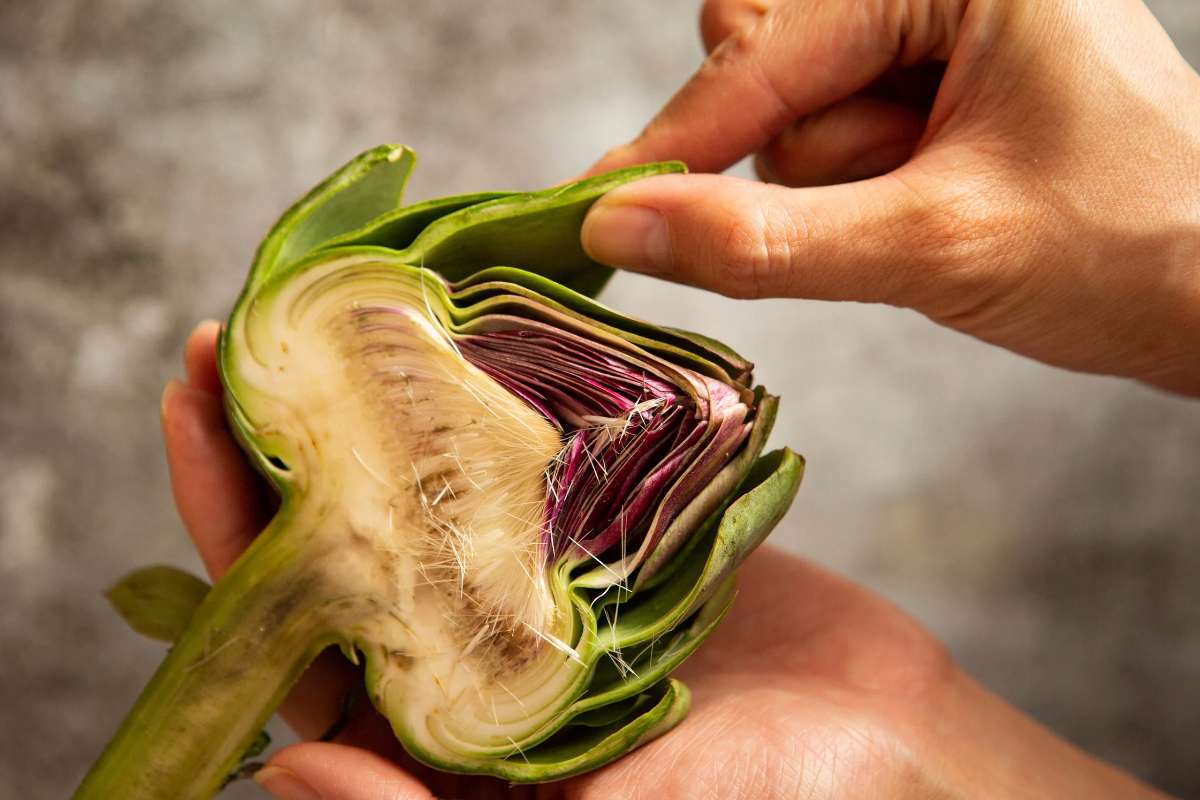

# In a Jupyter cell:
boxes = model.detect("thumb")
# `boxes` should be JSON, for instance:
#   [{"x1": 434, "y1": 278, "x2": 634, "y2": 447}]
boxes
[
  {"x1": 582, "y1": 172, "x2": 954, "y2": 305},
  {"x1": 255, "y1": 743, "x2": 433, "y2": 800}
]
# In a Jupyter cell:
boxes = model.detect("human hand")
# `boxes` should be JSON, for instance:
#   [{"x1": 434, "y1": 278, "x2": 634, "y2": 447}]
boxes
[
  {"x1": 160, "y1": 322, "x2": 1169, "y2": 799},
  {"x1": 581, "y1": 0, "x2": 1200, "y2": 395}
]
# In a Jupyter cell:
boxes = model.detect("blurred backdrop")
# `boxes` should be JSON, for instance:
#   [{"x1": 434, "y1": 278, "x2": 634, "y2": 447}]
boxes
[{"x1": 1, "y1": 1, "x2": 1198, "y2": 797}]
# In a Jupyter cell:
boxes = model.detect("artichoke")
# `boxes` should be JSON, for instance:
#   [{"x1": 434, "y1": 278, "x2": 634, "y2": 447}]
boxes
[{"x1": 77, "y1": 146, "x2": 803, "y2": 798}]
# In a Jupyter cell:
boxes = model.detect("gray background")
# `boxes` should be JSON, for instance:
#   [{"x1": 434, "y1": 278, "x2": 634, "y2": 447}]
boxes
[{"x1": 1, "y1": 1, "x2": 1198, "y2": 797}]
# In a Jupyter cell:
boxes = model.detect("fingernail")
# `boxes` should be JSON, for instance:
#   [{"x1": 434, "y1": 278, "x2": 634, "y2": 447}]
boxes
[
  {"x1": 582, "y1": 202, "x2": 670, "y2": 275},
  {"x1": 255, "y1": 765, "x2": 321, "y2": 800},
  {"x1": 161, "y1": 378, "x2": 183, "y2": 417}
]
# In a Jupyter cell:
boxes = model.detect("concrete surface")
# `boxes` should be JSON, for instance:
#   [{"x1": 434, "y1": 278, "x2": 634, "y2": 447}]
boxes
[{"x1": 1, "y1": 1, "x2": 1197, "y2": 797}]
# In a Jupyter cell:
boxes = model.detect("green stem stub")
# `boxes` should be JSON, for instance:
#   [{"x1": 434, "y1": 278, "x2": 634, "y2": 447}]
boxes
[
  {"x1": 78, "y1": 146, "x2": 802, "y2": 798},
  {"x1": 78, "y1": 515, "x2": 337, "y2": 799}
]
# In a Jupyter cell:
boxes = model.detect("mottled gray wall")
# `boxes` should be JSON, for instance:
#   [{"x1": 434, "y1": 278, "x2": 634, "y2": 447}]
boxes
[{"x1": 1, "y1": 2, "x2": 1197, "y2": 797}]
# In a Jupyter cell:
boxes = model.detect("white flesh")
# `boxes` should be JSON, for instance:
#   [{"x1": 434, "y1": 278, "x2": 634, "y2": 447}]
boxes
[{"x1": 229, "y1": 257, "x2": 591, "y2": 758}]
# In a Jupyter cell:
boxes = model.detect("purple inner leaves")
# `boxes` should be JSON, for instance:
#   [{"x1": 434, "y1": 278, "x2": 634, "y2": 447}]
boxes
[{"x1": 458, "y1": 324, "x2": 752, "y2": 570}]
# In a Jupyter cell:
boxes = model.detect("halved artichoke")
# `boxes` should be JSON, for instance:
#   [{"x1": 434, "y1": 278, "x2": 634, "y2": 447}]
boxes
[{"x1": 77, "y1": 146, "x2": 803, "y2": 798}]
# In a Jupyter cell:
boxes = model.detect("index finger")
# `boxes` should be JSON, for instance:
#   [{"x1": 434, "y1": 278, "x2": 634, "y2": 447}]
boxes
[{"x1": 589, "y1": 0, "x2": 941, "y2": 175}]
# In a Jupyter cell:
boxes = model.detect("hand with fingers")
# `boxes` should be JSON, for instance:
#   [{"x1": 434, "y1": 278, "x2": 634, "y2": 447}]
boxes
[
  {"x1": 583, "y1": 0, "x2": 1200, "y2": 395},
  {"x1": 162, "y1": 324, "x2": 1169, "y2": 797}
]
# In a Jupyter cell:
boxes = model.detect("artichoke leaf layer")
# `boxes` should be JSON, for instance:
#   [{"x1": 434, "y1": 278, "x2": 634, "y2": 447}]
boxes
[{"x1": 76, "y1": 145, "x2": 803, "y2": 798}]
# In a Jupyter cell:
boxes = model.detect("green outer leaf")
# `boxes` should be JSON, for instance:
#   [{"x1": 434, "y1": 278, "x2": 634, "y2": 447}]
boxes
[
  {"x1": 318, "y1": 192, "x2": 513, "y2": 252},
  {"x1": 687, "y1": 449, "x2": 802, "y2": 614},
  {"x1": 274, "y1": 148, "x2": 415, "y2": 271},
  {"x1": 105, "y1": 565, "x2": 210, "y2": 643},
  {"x1": 240, "y1": 145, "x2": 683, "y2": 306},
  {"x1": 575, "y1": 574, "x2": 736, "y2": 714},
  {"x1": 248, "y1": 144, "x2": 416, "y2": 295},
  {"x1": 513, "y1": 679, "x2": 690, "y2": 774},
  {"x1": 568, "y1": 695, "x2": 645, "y2": 728},
  {"x1": 442, "y1": 679, "x2": 691, "y2": 783},
  {"x1": 399, "y1": 161, "x2": 685, "y2": 297}
]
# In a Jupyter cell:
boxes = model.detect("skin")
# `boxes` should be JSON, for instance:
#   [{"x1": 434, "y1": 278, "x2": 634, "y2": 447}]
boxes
[
  {"x1": 159, "y1": 0, "x2": 1198, "y2": 795},
  {"x1": 581, "y1": 0, "x2": 1200, "y2": 396},
  {"x1": 164, "y1": 325, "x2": 1174, "y2": 799}
]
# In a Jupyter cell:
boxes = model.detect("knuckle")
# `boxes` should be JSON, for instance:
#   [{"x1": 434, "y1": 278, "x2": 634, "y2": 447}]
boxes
[
  {"x1": 698, "y1": 0, "x2": 729, "y2": 49},
  {"x1": 701, "y1": 23, "x2": 758, "y2": 77},
  {"x1": 713, "y1": 201, "x2": 805, "y2": 299},
  {"x1": 886, "y1": 0, "x2": 967, "y2": 63},
  {"x1": 700, "y1": 0, "x2": 767, "y2": 52}
]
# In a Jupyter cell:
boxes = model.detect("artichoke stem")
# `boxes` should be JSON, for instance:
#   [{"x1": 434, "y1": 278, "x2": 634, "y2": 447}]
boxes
[{"x1": 75, "y1": 517, "x2": 335, "y2": 800}]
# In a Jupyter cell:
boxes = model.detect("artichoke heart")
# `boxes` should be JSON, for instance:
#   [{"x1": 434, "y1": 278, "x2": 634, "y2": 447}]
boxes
[{"x1": 77, "y1": 145, "x2": 803, "y2": 799}]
